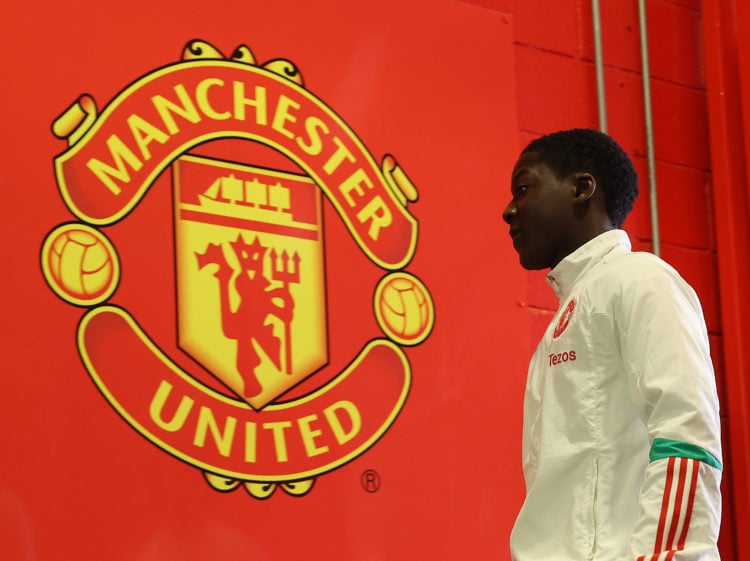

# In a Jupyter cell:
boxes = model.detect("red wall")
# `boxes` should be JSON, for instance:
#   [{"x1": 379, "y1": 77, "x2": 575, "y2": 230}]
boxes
[
  {"x1": 1, "y1": 0, "x2": 745, "y2": 559},
  {"x1": 2, "y1": 2, "x2": 528, "y2": 560}
]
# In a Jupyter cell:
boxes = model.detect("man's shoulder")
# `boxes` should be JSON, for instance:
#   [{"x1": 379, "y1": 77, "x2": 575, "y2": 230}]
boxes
[
  {"x1": 603, "y1": 250, "x2": 681, "y2": 281},
  {"x1": 586, "y1": 250, "x2": 696, "y2": 303}
]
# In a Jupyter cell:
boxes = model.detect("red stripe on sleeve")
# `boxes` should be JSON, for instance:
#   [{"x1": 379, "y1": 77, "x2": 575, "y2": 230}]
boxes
[
  {"x1": 665, "y1": 458, "x2": 689, "y2": 549},
  {"x1": 652, "y1": 457, "x2": 676, "y2": 560},
  {"x1": 676, "y1": 459, "x2": 700, "y2": 550}
]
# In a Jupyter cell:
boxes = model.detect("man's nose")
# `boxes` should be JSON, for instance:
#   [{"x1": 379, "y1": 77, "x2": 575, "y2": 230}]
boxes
[{"x1": 502, "y1": 200, "x2": 516, "y2": 225}]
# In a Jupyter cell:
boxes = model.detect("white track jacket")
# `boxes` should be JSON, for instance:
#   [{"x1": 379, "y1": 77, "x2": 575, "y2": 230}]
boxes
[{"x1": 510, "y1": 230, "x2": 722, "y2": 561}]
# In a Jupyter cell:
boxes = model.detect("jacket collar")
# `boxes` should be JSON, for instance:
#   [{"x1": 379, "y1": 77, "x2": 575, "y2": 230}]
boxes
[{"x1": 546, "y1": 229, "x2": 632, "y2": 300}]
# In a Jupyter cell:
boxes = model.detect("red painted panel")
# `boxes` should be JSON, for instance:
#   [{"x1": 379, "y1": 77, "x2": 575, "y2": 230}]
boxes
[
  {"x1": 512, "y1": 0, "x2": 593, "y2": 59},
  {"x1": 651, "y1": 81, "x2": 711, "y2": 168},
  {"x1": 605, "y1": 67, "x2": 710, "y2": 169},
  {"x1": 708, "y1": 334, "x2": 728, "y2": 413},
  {"x1": 460, "y1": 0, "x2": 513, "y2": 13},
  {"x1": 514, "y1": 45, "x2": 598, "y2": 133},
  {"x1": 664, "y1": 0, "x2": 701, "y2": 11},
  {"x1": 702, "y1": 0, "x2": 750, "y2": 555},
  {"x1": 1, "y1": 1, "x2": 527, "y2": 560},
  {"x1": 646, "y1": 1, "x2": 704, "y2": 88},
  {"x1": 653, "y1": 162, "x2": 713, "y2": 250},
  {"x1": 739, "y1": 0, "x2": 750, "y2": 209},
  {"x1": 658, "y1": 245, "x2": 720, "y2": 334},
  {"x1": 600, "y1": 0, "x2": 643, "y2": 72},
  {"x1": 525, "y1": 306, "x2": 555, "y2": 354},
  {"x1": 601, "y1": 0, "x2": 703, "y2": 88},
  {"x1": 718, "y1": 417, "x2": 738, "y2": 559},
  {"x1": 604, "y1": 67, "x2": 647, "y2": 155},
  {"x1": 623, "y1": 156, "x2": 654, "y2": 240},
  {"x1": 523, "y1": 270, "x2": 558, "y2": 312}
]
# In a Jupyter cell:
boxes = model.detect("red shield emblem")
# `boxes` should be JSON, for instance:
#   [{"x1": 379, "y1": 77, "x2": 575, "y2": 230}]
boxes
[{"x1": 174, "y1": 155, "x2": 328, "y2": 409}]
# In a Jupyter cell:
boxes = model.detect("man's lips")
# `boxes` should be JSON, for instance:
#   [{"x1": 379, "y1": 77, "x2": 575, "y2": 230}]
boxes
[{"x1": 509, "y1": 228, "x2": 522, "y2": 250}]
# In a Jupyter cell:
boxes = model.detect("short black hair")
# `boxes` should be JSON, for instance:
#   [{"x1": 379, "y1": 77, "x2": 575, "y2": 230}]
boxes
[{"x1": 522, "y1": 128, "x2": 639, "y2": 228}]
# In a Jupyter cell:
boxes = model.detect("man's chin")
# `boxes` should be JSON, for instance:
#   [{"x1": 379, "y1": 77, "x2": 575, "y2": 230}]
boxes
[{"x1": 518, "y1": 252, "x2": 549, "y2": 271}]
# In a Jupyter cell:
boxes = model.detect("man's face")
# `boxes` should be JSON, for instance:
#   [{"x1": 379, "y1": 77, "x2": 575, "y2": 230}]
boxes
[{"x1": 503, "y1": 151, "x2": 578, "y2": 270}]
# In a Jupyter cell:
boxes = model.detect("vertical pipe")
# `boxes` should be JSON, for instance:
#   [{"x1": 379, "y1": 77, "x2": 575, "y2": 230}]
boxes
[
  {"x1": 637, "y1": 0, "x2": 661, "y2": 256},
  {"x1": 591, "y1": 0, "x2": 608, "y2": 132}
]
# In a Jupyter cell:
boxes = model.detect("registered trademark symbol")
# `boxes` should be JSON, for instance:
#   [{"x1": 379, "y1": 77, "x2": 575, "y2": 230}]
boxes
[{"x1": 361, "y1": 469, "x2": 381, "y2": 493}]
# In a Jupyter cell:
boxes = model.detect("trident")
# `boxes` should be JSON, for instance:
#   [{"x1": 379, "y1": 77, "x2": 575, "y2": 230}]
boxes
[{"x1": 270, "y1": 248, "x2": 301, "y2": 374}]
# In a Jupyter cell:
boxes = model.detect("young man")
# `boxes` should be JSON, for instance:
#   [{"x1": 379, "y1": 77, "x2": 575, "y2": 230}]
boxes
[{"x1": 502, "y1": 129, "x2": 723, "y2": 560}]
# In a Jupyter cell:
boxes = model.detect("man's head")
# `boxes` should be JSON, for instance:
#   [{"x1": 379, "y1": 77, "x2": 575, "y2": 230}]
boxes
[{"x1": 502, "y1": 128, "x2": 638, "y2": 270}]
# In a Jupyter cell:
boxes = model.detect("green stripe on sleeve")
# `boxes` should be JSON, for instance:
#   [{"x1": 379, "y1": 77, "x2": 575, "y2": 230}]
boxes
[{"x1": 649, "y1": 437, "x2": 722, "y2": 470}]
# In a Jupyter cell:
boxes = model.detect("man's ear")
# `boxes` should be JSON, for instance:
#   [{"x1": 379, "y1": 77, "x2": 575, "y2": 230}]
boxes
[{"x1": 573, "y1": 172, "x2": 596, "y2": 204}]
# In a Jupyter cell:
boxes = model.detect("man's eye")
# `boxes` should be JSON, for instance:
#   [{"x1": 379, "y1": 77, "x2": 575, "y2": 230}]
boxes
[{"x1": 516, "y1": 184, "x2": 528, "y2": 195}]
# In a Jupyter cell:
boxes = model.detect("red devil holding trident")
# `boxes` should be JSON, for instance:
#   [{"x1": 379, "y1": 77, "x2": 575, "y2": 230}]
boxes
[{"x1": 196, "y1": 234, "x2": 300, "y2": 398}]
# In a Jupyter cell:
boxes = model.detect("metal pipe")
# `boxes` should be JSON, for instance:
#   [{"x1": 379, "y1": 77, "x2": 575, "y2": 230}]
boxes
[
  {"x1": 591, "y1": 0, "x2": 608, "y2": 132},
  {"x1": 638, "y1": 0, "x2": 661, "y2": 256}
]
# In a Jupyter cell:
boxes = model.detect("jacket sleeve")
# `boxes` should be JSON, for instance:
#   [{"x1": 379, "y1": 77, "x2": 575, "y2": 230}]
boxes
[{"x1": 615, "y1": 264, "x2": 723, "y2": 560}]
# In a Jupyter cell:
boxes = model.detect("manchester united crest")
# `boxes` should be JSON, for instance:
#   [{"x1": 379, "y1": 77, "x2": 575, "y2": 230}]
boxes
[{"x1": 41, "y1": 40, "x2": 434, "y2": 499}]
